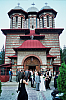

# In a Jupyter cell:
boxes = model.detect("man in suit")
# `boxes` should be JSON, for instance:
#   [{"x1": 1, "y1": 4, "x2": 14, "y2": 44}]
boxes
[
  {"x1": 18, "y1": 69, "x2": 21, "y2": 82},
  {"x1": 16, "y1": 68, "x2": 18, "y2": 82},
  {"x1": 20, "y1": 69, "x2": 24, "y2": 79},
  {"x1": 35, "y1": 72, "x2": 41, "y2": 91},
  {"x1": 54, "y1": 73, "x2": 58, "y2": 89},
  {"x1": 25, "y1": 69, "x2": 29, "y2": 82}
]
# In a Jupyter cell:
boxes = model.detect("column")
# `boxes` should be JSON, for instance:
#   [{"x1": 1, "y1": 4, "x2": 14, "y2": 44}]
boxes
[
  {"x1": 40, "y1": 18, "x2": 42, "y2": 28},
  {"x1": 18, "y1": 17, "x2": 21, "y2": 28},
  {"x1": 34, "y1": 17, "x2": 36, "y2": 29},
  {"x1": 13, "y1": 17, "x2": 16, "y2": 28},
  {"x1": 44, "y1": 16, "x2": 47, "y2": 28},
  {"x1": 37, "y1": 18, "x2": 39, "y2": 28}
]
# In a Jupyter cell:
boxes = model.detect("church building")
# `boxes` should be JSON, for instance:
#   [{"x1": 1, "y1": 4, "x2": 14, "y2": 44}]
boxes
[{"x1": 0, "y1": 3, "x2": 64, "y2": 81}]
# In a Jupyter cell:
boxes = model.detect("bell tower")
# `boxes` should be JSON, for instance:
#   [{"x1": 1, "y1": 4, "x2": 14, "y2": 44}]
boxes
[
  {"x1": 38, "y1": 3, "x2": 57, "y2": 28},
  {"x1": 8, "y1": 4, "x2": 27, "y2": 29}
]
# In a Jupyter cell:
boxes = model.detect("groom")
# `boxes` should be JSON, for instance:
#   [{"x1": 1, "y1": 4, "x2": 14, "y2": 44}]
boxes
[{"x1": 35, "y1": 72, "x2": 41, "y2": 91}]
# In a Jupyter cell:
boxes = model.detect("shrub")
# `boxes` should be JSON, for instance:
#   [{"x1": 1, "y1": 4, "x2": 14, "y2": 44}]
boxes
[
  {"x1": 0, "y1": 80, "x2": 2, "y2": 96},
  {"x1": 57, "y1": 62, "x2": 66, "y2": 100}
]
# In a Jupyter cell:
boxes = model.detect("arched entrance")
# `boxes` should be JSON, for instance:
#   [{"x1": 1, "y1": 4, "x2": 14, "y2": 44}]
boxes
[{"x1": 23, "y1": 56, "x2": 41, "y2": 71}]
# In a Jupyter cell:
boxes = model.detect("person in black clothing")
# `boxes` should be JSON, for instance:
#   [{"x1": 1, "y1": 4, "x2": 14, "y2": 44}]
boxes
[
  {"x1": 45, "y1": 74, "x2": 51, "y2": 89},
  {"x1": 33, "y1": 70, "x2": 35, "y2": 87},
  {"x1": 17, "y1": 74, "x2": 28, "y2": 100},
  {"x1": 38, "y1": 70, "x2": 41, "y2": 76},
  {"x1": 54, "y1": 73, "x2": 58, "y2": 89},
  {"x1": 18, "y1": 69, "x2": 21, "y2": 82}
]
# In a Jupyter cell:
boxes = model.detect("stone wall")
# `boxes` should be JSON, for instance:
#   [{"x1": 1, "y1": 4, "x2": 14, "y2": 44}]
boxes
[{"x1": 17, "y1": 51, "x2": 47, "y2": 65}]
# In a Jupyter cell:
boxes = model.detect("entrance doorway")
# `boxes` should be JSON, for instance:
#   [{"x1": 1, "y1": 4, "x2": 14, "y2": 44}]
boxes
[
  {"x1": 23, "y1": 56, "x2": 40, "y2": 71},
  {"x1": 29, "y1": 66, "x2": 36, "y2": 71}
]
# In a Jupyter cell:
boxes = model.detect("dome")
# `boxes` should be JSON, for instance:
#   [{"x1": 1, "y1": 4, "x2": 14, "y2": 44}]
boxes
[
  {"x1": 14, "y1": 6, "x2": 24, "y2": 11},
  {"x1": 41, "y1": 6, "x2": 52, "y2": 10},
  {"x1": 27, "y1": 7, "x2": 39, "y2": 12}
]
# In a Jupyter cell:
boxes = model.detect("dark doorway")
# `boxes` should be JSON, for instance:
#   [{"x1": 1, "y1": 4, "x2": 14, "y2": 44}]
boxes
[{"x1": 29, "y1": 66, "x2": 36, "y2": 71}]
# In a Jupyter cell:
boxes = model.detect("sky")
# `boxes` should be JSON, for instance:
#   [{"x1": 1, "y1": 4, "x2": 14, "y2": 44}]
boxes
[{"x1": 0, "y1": 0, "x2": 66, "y2": 51}]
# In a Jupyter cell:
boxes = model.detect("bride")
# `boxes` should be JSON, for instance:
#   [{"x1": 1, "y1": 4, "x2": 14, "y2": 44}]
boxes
[{"x1": 40, "y1": 74, "x2": 46, "y2": 91}]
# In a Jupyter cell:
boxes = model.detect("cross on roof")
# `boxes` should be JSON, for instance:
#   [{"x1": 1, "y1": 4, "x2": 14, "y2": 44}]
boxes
[
  {"x1": 30, "y1": 35, "x2": 34, "y2": 40},
  {"x1": 45, "y1": 3, "x2": 48, "y2": 6},
  {"x1": 31, "y1": 2, "x2": 35, "y2": 6},
  {"x1": 18, "y1": 3, "x2": 20, "y2": 7}
]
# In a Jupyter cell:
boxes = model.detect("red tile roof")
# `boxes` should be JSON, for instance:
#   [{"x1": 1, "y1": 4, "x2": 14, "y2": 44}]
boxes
[
  {"x1": 17, "y1": 40, "x2": 49, "y2": 49},
  {"x1": 47, "y1": 54, "x2": 56, "y2": 58},
  {"x1": 8, "y1": 55, "x2": 17, "y2": 59}
]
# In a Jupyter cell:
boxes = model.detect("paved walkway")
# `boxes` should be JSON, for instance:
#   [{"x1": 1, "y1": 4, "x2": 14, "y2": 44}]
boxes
[{"x1": 0, "y1": 81, "x2": 54, "y2": 100}]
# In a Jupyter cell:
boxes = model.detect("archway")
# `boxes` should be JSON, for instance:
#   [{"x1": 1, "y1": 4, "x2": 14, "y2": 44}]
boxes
[{"x1": 23, "y1": 56, "x2": 41, "y2": 71}]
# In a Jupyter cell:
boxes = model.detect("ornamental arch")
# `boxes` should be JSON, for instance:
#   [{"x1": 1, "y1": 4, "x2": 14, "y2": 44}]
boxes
[{"x1": 22, "y1": 54, "x2": 42, "y2": 71}]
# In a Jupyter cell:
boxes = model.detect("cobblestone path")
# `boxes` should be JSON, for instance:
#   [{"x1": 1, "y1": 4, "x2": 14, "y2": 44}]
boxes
[{"x1": 0, "y1": 81, "x2": 54, "y2": 100}]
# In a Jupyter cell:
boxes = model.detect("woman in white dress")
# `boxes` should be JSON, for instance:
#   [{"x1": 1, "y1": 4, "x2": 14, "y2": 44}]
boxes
[{"x1": 40, "y1": 74, "x2": 46, "y2": 91}]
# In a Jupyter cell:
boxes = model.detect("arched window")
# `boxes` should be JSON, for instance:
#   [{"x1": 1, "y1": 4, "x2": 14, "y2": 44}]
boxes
[
  {"x1": 36, "y1": 18, "x2": 37, "y2": 28},
  {"x1": 32, "y1": 17, "x2": 34, "y2": 29},
  {"x1": 15, "y1": 16, "x2": 18, "y2": 27},
  {"x1": 21, "y1": 17, "x2": 23, "y2": 28},
  {"x1": 42, "y1": 17, "x2": 44, "y2": 28},
  {"x1": 47, "y1": 15, "x2": 49, "y2": 27},
  {"x1": 39, "y1": 18, "x2": 40, "y2": 28},
  {"x1": 52, "y1": 17, "x2": 53, "y2": 28},
  {"x1": 28, "y1": 18, "x2": 30, "y2": 29},
  {"x1": 12, "y1": 17, "x2": 13, "y2": 28}
]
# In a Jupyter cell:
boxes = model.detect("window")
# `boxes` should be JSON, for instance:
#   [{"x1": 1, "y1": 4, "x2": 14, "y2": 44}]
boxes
[
  {"x1": 12, "y1": 59, "x2": 14, "y2": 65},
  {"x1": 39, "y1": 18, "x2": 40, "y2": 28},
  {"x1": 6, "y1": 68, "x2": 10, "y2": 75},
  {"x1": 47, "y1": 15, "x2": 49, "y2": 27},
  {"x1": 53, "y1": 66, "x2": 59, "y2": 76},
  {"x1": 32, "y1": 17, "x2": 34, "y2": 29},
  {"x1": 15, "y1": 16, "x2": 18, "y2": 27},
  {"x1": 1, "y1": 67, "x2": 6, "y2": 75},
  {"x1": 12, "y1": 17, "x2": 13, "y2": 28},
  {"x1": 52, "y1": 17, "x2": 53, "y2": 28},
  {"x1": 28, "y1": 18, "x2": 30, "y2": 29},
  {"x1": 21, "y1": 17, "x2": 23, "y2": 28},
  {"x1": 42, "y1": 17, "x2": 44, "y2": 28},
  {"x1": 36, "y1": 18, "x2": 37, "y2": 28}
]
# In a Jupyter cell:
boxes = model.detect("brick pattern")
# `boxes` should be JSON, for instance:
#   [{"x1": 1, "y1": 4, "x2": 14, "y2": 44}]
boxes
[
  {"x1": 5, "y1": 34, "x2": 24, "y2": 63},
  {"x1": 41, "y1": 33, "x2": 61, "y2": 65}
]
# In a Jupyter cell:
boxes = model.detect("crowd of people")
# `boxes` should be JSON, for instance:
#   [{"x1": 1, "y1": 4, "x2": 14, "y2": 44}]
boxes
[
  {"x1": 15, "y1": 68, "x2": 52, "y2": 100},
  {"x1": 16, "y1": 68, "x2": 52, "y2": 90},
  {"x1": 8, "y1": 68, "x2": 60, "y2": 100}
]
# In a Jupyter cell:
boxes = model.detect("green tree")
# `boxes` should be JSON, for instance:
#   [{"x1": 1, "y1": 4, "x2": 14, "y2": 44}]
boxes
[
  {"x1": 60, "y1": 48, "x2": 63, "y2": 63},
  {"x1": 63, "y1": 47, "x2": 66, "y2": 64},
  {"x1": 0, "y1": 80, "x2": 2, "y2": 96},
  {"x1": 57, "y1": 62, "x2": 66, "y2": 100},
  {"x1": 0, "y1": 45, "x2": 5, "y2": 65},
  {"x1": 60, "y1": 47, "x2": 66, "y2": 64}
]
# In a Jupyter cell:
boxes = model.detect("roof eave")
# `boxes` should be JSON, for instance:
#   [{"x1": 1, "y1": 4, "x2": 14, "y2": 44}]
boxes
[{"x1": 1, "y1": 29, "x2": 30, "y2": 35}]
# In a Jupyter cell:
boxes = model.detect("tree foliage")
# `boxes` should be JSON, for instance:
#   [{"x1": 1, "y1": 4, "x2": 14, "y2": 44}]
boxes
[
  {"x1": 57, "y1": 62, "x2": 66, "y2": 100},
  {"x1": 0, "y1": 45, "x2": 5, "y2": 65},
  {"x1": 60, "y1": 47, "x2": 66, "y2": 64},
  {"x1": 0, "y1": 80, "x2": 2, "y2": 96}
]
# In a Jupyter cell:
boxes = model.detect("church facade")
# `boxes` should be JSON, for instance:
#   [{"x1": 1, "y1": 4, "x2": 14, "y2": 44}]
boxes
[{"x1": 1, "y1": 4, "x2": 64, "y2": 80}]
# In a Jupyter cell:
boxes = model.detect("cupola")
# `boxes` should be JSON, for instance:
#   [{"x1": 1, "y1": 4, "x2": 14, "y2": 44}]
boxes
[
  {"x1": 8, "y1": 3, "x2": 27, "y2": 29},
  {"x1": 38, "y1": 3, "x2": 57, "y2": 28}
]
